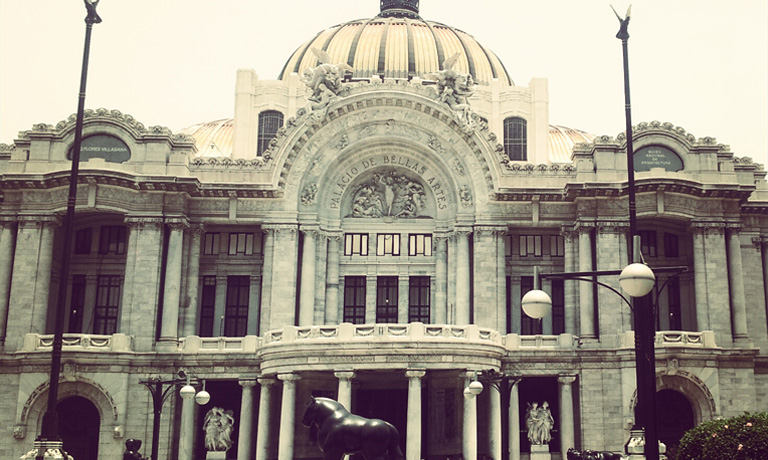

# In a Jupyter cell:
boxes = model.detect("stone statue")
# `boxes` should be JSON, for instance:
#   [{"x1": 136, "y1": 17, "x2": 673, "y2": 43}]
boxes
[
  {"x1": 428, "y1": 52, "x2": 476, "y2": 131},
  {"x1": 302, "y1": 48, "x2": 354, "y2": 117},
  {"x1": 302, "y1": 396, "x2": 403, "y2": 460},
  {"x1": 203, "y1": 407, "x2": 235, "y2": 452},
  {"x1": 526, "y1": 401, "x2": 555, "y2": 445},
  {"x1": 124, "y1": 439, "x2": 147, "y2": 460}
]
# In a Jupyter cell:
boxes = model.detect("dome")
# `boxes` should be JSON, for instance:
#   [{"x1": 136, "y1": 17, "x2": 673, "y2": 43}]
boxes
[{"x1": 278, "y1": 1, "x2": 513, "y2": 86}]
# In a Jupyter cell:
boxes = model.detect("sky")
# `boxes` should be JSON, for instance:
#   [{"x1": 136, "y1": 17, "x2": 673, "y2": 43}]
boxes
[{"x1": 1, "y1": 0, "x2": 766, "y2": 164}]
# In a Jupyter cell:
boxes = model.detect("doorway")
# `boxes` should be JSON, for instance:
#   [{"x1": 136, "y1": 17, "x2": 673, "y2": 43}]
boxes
[
  {"x1": 656, "y1": 389, "x2": 694, "y2": 452},
  {"x1": 57, "y1": 396, "x2": 100, "y2": 460},
  {"x1": 356, "y1": 388, "x2": 408, "y2": 456}
]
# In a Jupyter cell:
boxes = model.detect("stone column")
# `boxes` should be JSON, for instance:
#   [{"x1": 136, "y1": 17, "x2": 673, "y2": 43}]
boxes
[
  {"x1": 488, "y1": 378, "x2": 502, "y2": 460},
  {"x1": 160, "y1": 219, "x2": 187, "y2": 346},
  {"x1": 691, "y1": 226, "x2": 710, "y2": 331},
  {"x1": 434, "y1": 235, "x2": 449, "y2": 324},
  {"x1": 578, "y1": 224, "x2": 595, "y2": 339},
  {"x1": 0, "y1": 219, "x2": 18, "y2": 347},
  {"x1": 558, "y1": 376, "x2": 577, "y2": 458},
  {"x1": 562, "y1": 229, "x2": 578, "y2": 335},
  {"x1": 269, "y1": 225, "x2": 299, "y2": 329},
  {"x1": 178, "y1": 392, "x2": 194, "y2": 460},
  {"x1": 462, "y1": 372, "x2": 477, "y2": 460},
  {"x1": 726, "y1": 226, "x2": 749, "y2": 343},
  {"x1": 508, "y1": 378, "x2": 521, "y2": 460},
  {"x1": 455, "y1": 230, "x2": 471, "y2": 325},
  {"x1": 255, "y1": 378, "x2": 278, "y2": 460},
  {"x1": 325, "y1": 234, "x2": 341, "y2": 324},
  {"x1": 406, "y1": 370, "x2": 425, "y2": 460},
  {"x1": 335, "y1": 371, "x2": 355, "y2": 411},
  {"x1": 299, "y1": 228, "x2": 317, "y2": 326},
  {"x1": 260, "y1": 227, "x2": 275, "y2": 334},
  {"x1": 237, "y1": 381, "x2": 257, "y2": 460},
  {"x1": 496, "y1": 230, "x2": 508, "y2": 333},
  {"x1": 596, "y1": 223, "x2": 628, "y2": 340},
  {"x1": 702, "y1": 224, "x2": 732, "y2": 344},
  {"x1": 278, "y1": 374, "x2": 301, "y2": 460},
  {"x1": 182, "y1": 224, "x2": 203, "y2": 337}
]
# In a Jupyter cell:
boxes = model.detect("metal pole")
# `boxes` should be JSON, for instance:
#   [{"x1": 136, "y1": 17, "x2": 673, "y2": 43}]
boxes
[
  {"x1": 37, "y1": 2, "x2": 100, "y2": 447},
  {"x1": 151, "y1": 382, "x2": 163, "y2": 460}
]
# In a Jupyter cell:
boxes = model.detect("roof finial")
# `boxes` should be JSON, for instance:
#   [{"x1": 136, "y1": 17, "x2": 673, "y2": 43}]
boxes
[{"x1": 379, "y1": 0, "x2": 420, "y2": 18}]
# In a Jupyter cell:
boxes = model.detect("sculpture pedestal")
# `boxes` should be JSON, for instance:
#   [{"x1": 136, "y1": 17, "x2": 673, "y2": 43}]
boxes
[
  {"x1": 530, "y1": 444, "x2": 551, "y2": 460},
  {"x1": 206, "y1": 451, "x2": 227, "y2": 460}
]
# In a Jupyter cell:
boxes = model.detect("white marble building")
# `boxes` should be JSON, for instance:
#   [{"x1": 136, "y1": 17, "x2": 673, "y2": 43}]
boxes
[{"x1": 1, "y1": 1, "x2": 767, "y2": 460}]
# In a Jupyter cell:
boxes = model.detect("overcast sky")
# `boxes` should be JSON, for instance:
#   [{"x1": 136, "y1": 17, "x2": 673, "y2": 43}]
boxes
[{"x1": 1, "y1": 0, "x2": 766, "y2": 164}]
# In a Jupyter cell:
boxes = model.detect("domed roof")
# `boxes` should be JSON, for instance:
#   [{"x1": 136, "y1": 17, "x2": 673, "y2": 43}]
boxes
[{"x1": 278, "y1": 1, "x2": 513, "y2": 86}]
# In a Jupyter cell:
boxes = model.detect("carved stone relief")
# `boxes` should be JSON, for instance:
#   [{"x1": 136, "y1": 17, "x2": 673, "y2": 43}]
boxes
[{"x1": 347, "y1": 170, "x2": 428, "y2": 218}]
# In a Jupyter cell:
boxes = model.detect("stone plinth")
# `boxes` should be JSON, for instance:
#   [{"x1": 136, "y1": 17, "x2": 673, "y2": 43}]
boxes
[
  {"x1": 206, "y1": 451, "x2": 227, "y2": 460},
  {"x1": 530, "y1": 444, "x2": 551, "y2": 460}
]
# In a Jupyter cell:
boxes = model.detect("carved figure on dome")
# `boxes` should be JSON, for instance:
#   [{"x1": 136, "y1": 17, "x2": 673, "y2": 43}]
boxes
[
  {"x1": 429, "y1": 52, "x2": 476, "y2": 131},
  {"x1": 302, "y1": 48, "x2": 354, "y2": 119},
  {"x1": 348, "y1": 172, "x2": 427, "y2": 219},
  {"x1": 203, "y1": 407, "x2": 235, "y2": 452}
]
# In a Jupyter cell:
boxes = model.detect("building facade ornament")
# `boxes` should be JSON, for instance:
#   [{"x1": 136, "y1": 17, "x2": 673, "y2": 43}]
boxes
[
  {"x1": 301, "y1": 183, "x2": 318, "y2": 206},
  {"x1": 347, "y1": 171, "x2": 427, "y2": 218}
]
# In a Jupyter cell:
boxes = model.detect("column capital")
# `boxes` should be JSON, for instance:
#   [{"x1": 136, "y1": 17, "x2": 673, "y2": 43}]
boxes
[
  {"x1": 0, "y1": 216, "x2": 18, "y2": 228},
  {"x1": 453, "y1": 228, "x2": 472, "y2": 238},
  {"x1": 725, "y1": 222, "x2": 743, "y2": 232},
  {"x1": 301, "y1": 227, "x2": 320, "y2": 237},
  {"x1": 334, "y1": 371, "x2": 356, "y2": 380},
  {"x1": 689, "y1": 221, "x2": 726, "y2": 235},
  {"x1": 125, "y1": 216, "x2": 164, "y2": 230},
  {"x1": 557, "y1": 375, "x2": 577, "y2": 385},
  {"x1": 239, "y1": 380, "x2": 258, "y2": 388},
  {"x1": 190, "y1": 223, "x2": 206, "y2": 235},
  {"x1": 575, "y1": 221, "x2": 596, "y2": 233},
  {"x1": 405, "y1": 370, "x2": 426, "y2": 379},
  {"x1": 561, "y1": 227, "x2": 578, "y2": 242},
  {"x1": 18, "y1": 215, "x2": 60, "y2": 229},
  {"x1": 257, "y1": 377, "x2": 279, "y2": 387},
  {"x1": 278, "y1": 373, "x2": 301, "y2": 382},
  {"x1": 596, "y1": 221, "x2": 629, "y2": 233},
  {"x1": 263, "y1": 223, "x2": 298, "y2": 234},
  {"x1": 165, "y1": 217, "x2": 189, "y2": 231}
]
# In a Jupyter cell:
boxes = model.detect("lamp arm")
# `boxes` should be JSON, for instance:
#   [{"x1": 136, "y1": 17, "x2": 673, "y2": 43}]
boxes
[
  {"x1": 566, "y1": 276, "x2": 633, "y2": 310},
  {"x1": 649, "y1": 267, "x2": 688, "y2": 318}
]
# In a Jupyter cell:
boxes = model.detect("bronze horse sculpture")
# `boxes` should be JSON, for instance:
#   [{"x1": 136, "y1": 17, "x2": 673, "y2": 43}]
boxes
[{"x1": 302, "y1": 397, "x2": 404, "y2": 460}]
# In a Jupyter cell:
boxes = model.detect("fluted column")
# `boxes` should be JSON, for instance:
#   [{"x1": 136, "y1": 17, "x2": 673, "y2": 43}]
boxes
[
  {"x1": 578, "y1": 224, "x2": 595, "y2": 339},
  {"x1": 178, "y1": 392, "x2": 195, "y2": 460},
  {"x1": 255, "y1": 378, "x2": 278, "y2": 460},
  {"x1": 160, "y1": 219, "x2": 188, "y2": 345},
  {"x1": 462, "y1": 372, "x2": 477, "y2": 460},
  {"x1": 558, "y1": 376, "x2": 577, "y2": 458},
  {"x1": 455, "y1": 230, "x2": 471, "y2": 325},
  {"x1": 562, "y1": 229, "x2": 578, "y2": 335},
  {"x1": 726, "y1": 226, "x2": 749, "y2": 343},
  {"x1": 0, "y1": 219, "x2": 18, "y2": 347},
  {"x1": 278, "y1": 374, "x2": 301, "y2": 460},
  {"x1": 508, "y1": 378, "x2": 521, "y2": 460},
  {"x1": 299, "y1": 228, "x2": 317, "y2": 326},
  {"x1": 335, "y1": 371, "x2": 355, "y2": 411},
  {"x1": 260, "y1": 228, "x2": 275, "y2": 333},
  {"x1": 406, "y1": 370, "x2": 425, "y2": 460},
  {"x1": 237, "y1": 381, "x2": 257, "y2": 460},
  {"x1": 434, "y1": 235, "x2": 449, "y2": 324},
  {"x1": 691, "y1": 226, "x2": 710, "y2": 331},
  {"x1": 182, "y1": 224, "x2": 203, "y2": 337},
  {"x1": 325, "y1": 234, "x2": 341, "y2": 324},
  {"x1": 488, "y1": 378, "x2": 502, "y2": 460}
]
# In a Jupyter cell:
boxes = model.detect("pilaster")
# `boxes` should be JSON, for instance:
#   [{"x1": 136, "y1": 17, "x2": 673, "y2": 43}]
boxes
[
  {"x1": 561, "y1": 228, "x2": 578, "y2": 335},
  {"x1": 558, "y1": 376, "x2": 577, "y2": 459},
  {"x1": 455, "y1": 229, "x2": 471, "y2": 325},
  {"x1": 433, "y1": 235, "x2": 449, "y2": 324},
  {"x1": 0, "y1": 218, "x2": 18, "y2": 347},
  {"x1": 159, "y1": 218, "x2": 188, "y2": 348},
  {"x1": 255, "y1": 378, "x2": 278, "y2": 460},
  {"x1": 406, "y1": 370, "x2": 426, "y2": 460},
  {"x1": 277, "y1": 373, "x2": 301, "y2": 460},
  {"x1": 299, "y1": 228, "x2": 318, "y2": 326},
  {"x1": 726, "y1": 225, "x2": 749, "y2": 344},
  {"x1": 268, "y1": 225, "x2": 299, "y2": 329},
  {"x1": 237, "y1": 380, "x2": 258, "y2": 460},
  {"x1": 577, "y1": 222, "x2": 595, "y2": 339},
  {"x1": 325, "y1": 234, "x2": 341, "y2": 324}
]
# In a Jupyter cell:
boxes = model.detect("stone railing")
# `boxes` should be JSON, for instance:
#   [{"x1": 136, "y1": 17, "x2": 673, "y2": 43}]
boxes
[
  {"x1": 180, "y1": 335, "x2": 259, "y2": 353},
  {"x1": 505, "y1": 333, "x2": 579, "y2": 350},
  {"x1": 620, "y1": 330, "x2": 717, "y2": 348},
  {"x1": 21, "y1": 333, "x2": 133, "y2": 352},
  {"x1": 263, "y1": 322, "x2": 502, "y2": 345}
]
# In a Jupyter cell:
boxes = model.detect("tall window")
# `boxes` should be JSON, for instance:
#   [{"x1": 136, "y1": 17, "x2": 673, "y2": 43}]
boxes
[
  {"x1": 203, "y1": 233, "x2": 221, "y2": 255},
  {"x1": 343, "y1": 276, "x2": 366, "y2": 324},
  {"x1": 519, "y1": 235, "x2": 543, "y2": 257},
  {"x1": 344, "y1": 233, "x2": 369, "y2": 256},
  {"x1": 639, "y1": 230, "x2": 657, "y2": 257},
  {"x1": 257, "y1": 110, "x2": 284, "y2": 156},
  {"x1": 520, "y1": 276, "x2": 542, "y2": 334},
  {"x1": 99, "y1": 226, "x2": 126, "y2": 255},
  {"x1": 67, "y1": 275, "x2": 86, "y2": 333},
  {"x1": 550, "y1": 235, "x2": 565, "y2": 257},
  {"x1": 225, "y1": 276, "x2": 249, "y2": 337},
  {"x1": 376, "y1": 233, "x2": 401, "y2": 256},
  {"x1": 551, "y1": 279, "x2": 565, "y2": 334},
  {"x1": 74, "y1": 228, "x2": 92, "y2": 254},
  {"x1": 376, "y1": 276, "x2": 399, "y2": 323},
  {"x1": 664, "y1": 232, "x2": 679, "y2": 258},
  {"x1": 94, "y1": 275, "x2": 121, "y2": 335},
  {"x1": 408, "y1": 234, "x2": 432, "y2": 256},
  {"x1": 228, "y1": 233, "x2": 255, "y2": 255},
  {"x1": 409, "y1": 276, "x2": 430, "y2": 323},
  {"x1": 666, "y1": 278, "x2": 682, "y2": 330},
  {"x1": 199, "y1": 276, "x2": 217, "y2": 337},
  {"x1": 504, "y1": 117, "x2": 527, "y2": 161}
]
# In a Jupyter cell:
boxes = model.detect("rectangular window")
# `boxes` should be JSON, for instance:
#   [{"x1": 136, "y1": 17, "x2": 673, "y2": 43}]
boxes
[
  {"x1": 203, "y1": 232, "x2": 221, "y2": 255},
  {"x1": 224, "y1": 276, "x2": 249, "y2": 337},
  {"x1": 94, "y1": 275, "x2": 120, "y2": 335},
  {"x1": 343, "y1": 276, "x2": 366, "y2": 324},
  {"x1": 519, "y1": 235, "x2": 542, "y2": 257},
  {"x1": 376, "y1": 234, "x2": 401, "y2": 256},
  {"x1": 408, "y1": 234, "x2": 432, "y2": 256},
  {"x1": 98, "y1": 226, "x2": 126, "y2": 255},
  {"x1": 549, "y1": 235, "x2": 565, "y2": 257},
  {"x1": 344, "y1": 233, "x2": 369, "y2": 256},
  {"x1": 408, "y1": 276, "x2": 430, "y2": 323},
  {"x1": 74, "y1": 228, "x2": 92, "y2": 255},
  {"x1": 667, "y1": 278, "x2": 682, "y2": 330},
  {"x1": 520, "y1": 276, "x2": 542, "y2": 335},
  {"x1": 664, "y1": 232, "x2": 679, "y2": 258},
  {"x1": 67, "y1": 275, "x2": 86, "y2": 333},
  {"x1": 639, "y1": 230, "x2": 657, "y2": 257},
  {"x1": 199, "y1": 276, "x2": 217, "y2": 337},
  {"x1": 551, "y1": 279, "x2": 565, "y2": 335},
  {"x1": 228, "y1": 233, "x2": 255, "y2": 255},
  {"x1": 376, "y1": 276, "x2": 399, "y2": 323}
]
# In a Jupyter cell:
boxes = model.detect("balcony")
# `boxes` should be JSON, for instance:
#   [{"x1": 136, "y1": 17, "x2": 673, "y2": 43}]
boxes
[
  {"x1": 21, "y1": 333, "x2": 133, "y2": 352},
  {"x1": 620, "y1": 330, "x2": 718, "y2": 348}
]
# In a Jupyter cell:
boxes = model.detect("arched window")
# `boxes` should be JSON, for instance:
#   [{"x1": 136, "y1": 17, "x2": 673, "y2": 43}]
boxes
[
  {"x1": 257, "y1": 110, "x2": 284, "y2": 156},
  {"x1": 504, "y1": 116, "x2": 527, "y2": 161}
]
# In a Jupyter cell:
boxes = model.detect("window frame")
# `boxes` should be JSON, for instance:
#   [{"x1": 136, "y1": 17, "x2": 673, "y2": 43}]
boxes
[
  {"x1": 344, "y1": 233, "x2": 369, "y2": 256},
  {"x1": 376, "y1": 276, "x2": 399, "y2": 323},
  {"x1": 408, "y1": 276, "x2": 430, "y2": 323},
  {"x1": 376, "y1": 233, "x2": 401, "y2": 256},
  {"x1": 504, "y1": 116, "x2": 527, "y2": 161},
  {"x1": 343, "y1": 276, "x2": 367, "y2": 324},
  {"x1": 408, "y1": 234, "x2": 433, "y2": 256}
]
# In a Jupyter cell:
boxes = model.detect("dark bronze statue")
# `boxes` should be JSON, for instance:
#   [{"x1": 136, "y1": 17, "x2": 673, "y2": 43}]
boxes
[
  {"x1": 567, "y1": 448, "x2": 623, "y2": 460},
  {"x1": 124, "y1": 439, "x2": 147, "y2": 460},
  {"x1": 84, "y1": 0, "x2": 102, "y2": 24},
  {"x1": 302, "y1": 397, "x2": 403, "y2": 460}
]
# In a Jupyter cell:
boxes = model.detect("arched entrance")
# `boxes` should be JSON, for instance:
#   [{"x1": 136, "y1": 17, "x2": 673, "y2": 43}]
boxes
[
  {"x1": 656, "y1": 389, "x2": 694, "y2": 452},
  {"x1": 57, "y1": 396, "x2": 100, "y2": 460}
]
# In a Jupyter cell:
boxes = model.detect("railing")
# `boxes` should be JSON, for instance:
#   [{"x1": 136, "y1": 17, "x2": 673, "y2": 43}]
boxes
[
  {"x1": 506, "y1": 333, "x2": 579, "y2": 350},
  {"x1": 180, "y1": 335, "x2": 259, "y2": 353},
  {"x1": 22, "y1": 333, "x2": 132, "y2": 352},
  {"x1": 620, "y1": 330, "x2": 718, "y2": 348}
]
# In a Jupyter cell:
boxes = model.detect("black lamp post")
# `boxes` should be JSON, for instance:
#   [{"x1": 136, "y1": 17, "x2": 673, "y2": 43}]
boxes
[{"x1": 27, "y1": 3, "x2": 101, "y2": 459}]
